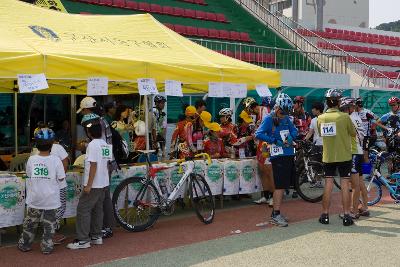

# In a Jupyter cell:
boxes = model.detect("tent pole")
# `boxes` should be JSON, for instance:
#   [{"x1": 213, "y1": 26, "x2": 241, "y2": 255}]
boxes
[
  {"x1": 144, "y1": 95, "x2": 150, "y2": 150},
  {"x1": 230, "y1": 98, "x2": 235, "y2": 123},
  {"x1": 14, "y1": 92, "x2": 18, "y2": 155},
  {"x1": 70, "y1": 95, "x2": 77, "y2": 161}
]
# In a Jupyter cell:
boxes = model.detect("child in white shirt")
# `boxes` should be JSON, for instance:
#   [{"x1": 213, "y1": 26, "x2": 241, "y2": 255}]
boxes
[
  {"x1": 67, "y1": 119, "x2": 110, "y2": 250},
  {"x1": 18, "y1": 128, "x2": 66, "y2": 254}
]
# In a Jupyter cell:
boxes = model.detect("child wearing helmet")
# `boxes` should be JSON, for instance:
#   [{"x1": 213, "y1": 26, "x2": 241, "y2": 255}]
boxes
[
  {"x1": 255, "y1": 93, "x2": 298, "y2": 227},
  {"x1": 234, "y1": 110, "x2": 256, "y2": 158},
  {"x1": 18, "y1": 128, "x2": 66, "y2": 254},
  {"x1": 204, "y1": 122, "x2": 226, "y2": 159},
  {"x1": 170, "y1": 106, "x2": 197, "y2": 159},
  {"x1": 151, "y1": 95, "x2": 167, "y2": 159},
  {"x1": 292, "y1": 96, "x2": 312, "y2": 140},
  {"x1": 218, "y1": 108, "x2": 238, "y2": 158},
  {"x1": 31, "y1": 126, "x2": 69, "y2": 245},
  {"x1": 67, "y1": 119, "x2": 110, "y2": 250}
]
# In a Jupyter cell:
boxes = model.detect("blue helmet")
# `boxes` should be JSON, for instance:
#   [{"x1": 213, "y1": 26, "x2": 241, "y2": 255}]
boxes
[
  {"x1": 275, "y1": 93, "x2": 293, "y2": 115},
  {"x1": 34, "y1": 128, "x2": 55, "y2": 142}
]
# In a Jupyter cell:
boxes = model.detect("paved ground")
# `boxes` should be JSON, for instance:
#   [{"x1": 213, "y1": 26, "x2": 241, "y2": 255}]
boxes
[{"x1": 0, "y1": 192, "x2": 398, "y2": 267}]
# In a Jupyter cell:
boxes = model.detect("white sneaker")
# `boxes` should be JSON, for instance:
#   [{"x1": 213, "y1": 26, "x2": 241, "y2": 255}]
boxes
[
  {"x1": 91, "y1": 237, "x2": 103, "y2": 245},
  {"x1": 253, "y1": 196, "x2": 268, "y2": 204},
  {"x1": 66, "y1": 240, "x2": 91, "y2": 250},
  {"x1": 267, "y1": 198, "x2": 273, "y2": 207}
]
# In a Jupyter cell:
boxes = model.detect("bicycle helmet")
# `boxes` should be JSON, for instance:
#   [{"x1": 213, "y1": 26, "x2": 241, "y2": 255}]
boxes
[
  {"x1": 81, "y1": 113, "x2": 100, "y2": 125},
  {"x1": 339, "y1": 97, "x2": 355, "y2": 109},
  {"x1": 325, "y1": 89, "x2": 343, "y2": 99},
  {"x1": 294, "y1": 96, "x2": 305, "y2": 104},
  {"x1": 275, "y1": 93, "x2": 293, "y2": 115},
  {"x1": 154, "y1": 95, "x2": 166, "y2": 103},
  {"x1": 219, "y1": 108, "x2": 233, "y2": 117},
  {"x1": 34, "y1": 128, "x2": 55, "y2": 144},
  {"x1": 388, "y1": 97, "x2": 400, "y2": 105},
  {"x1": 242, "y1": 97, "x2": 257, "y2": 108}
]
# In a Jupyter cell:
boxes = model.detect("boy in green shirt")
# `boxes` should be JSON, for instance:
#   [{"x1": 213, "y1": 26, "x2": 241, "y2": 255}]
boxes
[{"x1": 317, "y1": 89, "x2": 356, "y2": 226}]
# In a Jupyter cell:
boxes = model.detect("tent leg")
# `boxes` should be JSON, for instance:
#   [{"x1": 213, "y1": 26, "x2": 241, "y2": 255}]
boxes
[
  {"x1": 144, "y1": 95, "x2": 150, "y2": 151},
  {"x1": 70, "y1": 95, "x2": 77, "y2": 161},
  {"x1": 14, "y1": 92, "x2": 18, "y2": 155}
]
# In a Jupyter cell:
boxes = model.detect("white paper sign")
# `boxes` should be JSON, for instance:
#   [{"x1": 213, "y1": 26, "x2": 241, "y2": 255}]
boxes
[
  {"x1": 165, "y1": 80, "x2": 183, "y2": 97},
  {"x1": 320, "y1": 122, "x2": 337, "y2": 137},
  {"x1": 17, "y1": 73, "x2": 49, "y2": 93},
  {"x1": 270, "y1": 144, "x2": 284, "y2": 156},
  {"x1": 87, "y1": 77, "x2": 108, "y2": 96},
  {"x1": 208, "y1": 82, "x2": 224, "y2": 98},
  {"x1": 231, "y1": 83, "x2": 248, "y2": 98},
  {"x1": 256, "y1": 84, "x2": 272, "y2": 97},
  {"x1": 138, "y1": 78, "x2": 158, "y2": 95}
]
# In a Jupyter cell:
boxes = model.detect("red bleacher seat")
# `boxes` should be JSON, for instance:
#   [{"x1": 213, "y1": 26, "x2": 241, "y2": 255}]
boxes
[
  {"x1": 173, "y1": 7, "x2": 185, "y2": 17},
  {"x1": 206, "y1": 12, "x2": 217, "y2": 21},
  {"x1": 163, "y1": 23, "x2": 174, "y2": 30},
  {"x1": 112, "y1": 0, "x2": 125, "y2": 8},
  {"x1": 184, "y1": 9, "x2": 196, "y2": 18},
  {"x1": 183, "y1": 0, "x2": 195, "y2": 3},
  {"x1": 186, "y1": 26, "x2": 198, "y2": 36},
  {"x1": 197, "y1": 27, "x2": 209, "y2": 37},
  {"x1": 218, "y1": 30, "x2": 230, "y2": 40},
  {"x1": 125, "y1": 1, "x2": 138, "y2": 10},
  {"x1": 99, "y1": 0, "x2": 112, "y2": 6},
  {"x1": 208, "y1": 29, "x2": 220, "y2": 38},
  {"x1": 162, "y1": 6, "x2": 174, "y2": 15},
  {"x1": 174, "y1": 25, "x2": 187, "y2": 35},
  {"x1": 216, "y1": 13, "x2": 227, "y2": 23},
  {"x1": 230, "y1": 31, "x2": 240, "y2": 41},
  {"x1": 150, "y1": 4, "x2": 162, "y2": 14},
  {"x1": 243, "y1": 52, "x2": 256, "y2": 62},
  {"x1": 138, "y1": 2, "x2": 150, "y2": 12},
  {"x1": 195, "y1": 10, "x2": 206, "y2": 20},
  {"x1": 239, "y1": 32, "x2": 251, "y2": 42},
  {"x1": 196, "y1": 0, "x2": 207, "y2": 5}
]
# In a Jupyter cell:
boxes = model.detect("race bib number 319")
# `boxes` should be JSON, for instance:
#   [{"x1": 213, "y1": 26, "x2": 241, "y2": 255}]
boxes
[{"x1": 320, "y1": 122, "x2": 337, "y2": 137}]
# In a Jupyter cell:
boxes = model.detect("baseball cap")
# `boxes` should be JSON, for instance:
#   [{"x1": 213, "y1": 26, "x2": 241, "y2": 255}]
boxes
[
  {"x1": 200, "y1": 111, "x2": 212, "y2": 123},
  {"x1": 185, "y1": 106, "x2": 197, "y2": 116},
  {"x1": 239, "y1": 110, "x2": 253, "y2": 123},
  {"x1": 208, "y1": 122, "x2": 221, "y2": 132},
  {"x1": 77, "y1": 96, "x2": 97, "y2": 114}
]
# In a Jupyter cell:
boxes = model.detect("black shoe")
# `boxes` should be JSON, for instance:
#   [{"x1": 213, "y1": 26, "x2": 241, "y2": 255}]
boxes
[
  {"x1": 102, "y1": 228, "x2": 113, "y2": 239},
  {"x1": 343, "y1": 214, "x2": 354, "y2": 226},
  {"x1": 292, "y1": 191, "x2": 298, "y2": 198},
  {"x1": 319, "y1": 213, "x2": 329, "y2": 224}
]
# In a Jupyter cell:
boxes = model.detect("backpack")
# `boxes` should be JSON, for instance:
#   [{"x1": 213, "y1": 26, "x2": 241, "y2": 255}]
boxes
[{"x1": 109, "y1": 125, "x2": 129, "y2": 163}]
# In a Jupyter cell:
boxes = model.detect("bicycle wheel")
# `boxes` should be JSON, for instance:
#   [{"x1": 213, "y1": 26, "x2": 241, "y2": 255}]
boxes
[
  {"x1": 112, "y1": 176, "x2": 161, "y2": 232},
  {"x1": 363, "y1": 176, "x2": 382, "y2": 206},
  {"x1": 189, "y1": 173, "x2": 215, "y2": 224},
  {"x1": 295, "y1": 168, "x2": 324, "y2": 203}
]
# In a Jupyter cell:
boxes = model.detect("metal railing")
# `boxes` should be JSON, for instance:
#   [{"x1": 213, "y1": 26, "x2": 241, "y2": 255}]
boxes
[
  {"x1": 235, "y1": 0, "x2": 400, "y2": 89},
  {"x1": 190, "y1": 38, "x2": 346, "y2": 72}
]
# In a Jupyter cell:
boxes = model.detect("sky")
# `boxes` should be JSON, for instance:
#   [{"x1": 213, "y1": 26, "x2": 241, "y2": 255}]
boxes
[{"x1": 370, "y1": 0, "x2": 400, "y2": 28}]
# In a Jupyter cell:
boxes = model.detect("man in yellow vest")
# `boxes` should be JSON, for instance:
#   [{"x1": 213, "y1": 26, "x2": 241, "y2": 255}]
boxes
[{"x1": 317, "y1": 89, "x2": 356, "y2": 226}]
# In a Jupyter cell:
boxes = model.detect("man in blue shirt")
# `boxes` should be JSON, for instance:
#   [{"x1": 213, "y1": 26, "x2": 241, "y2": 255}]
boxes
[{"x1": 256, "y1": 93, "x2": 298, "y2": 227}]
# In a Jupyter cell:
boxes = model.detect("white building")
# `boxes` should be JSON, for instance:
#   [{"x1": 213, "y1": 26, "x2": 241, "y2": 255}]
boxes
[{"x1": 280, "y1": 0, "x2": 369, "y2": 29}]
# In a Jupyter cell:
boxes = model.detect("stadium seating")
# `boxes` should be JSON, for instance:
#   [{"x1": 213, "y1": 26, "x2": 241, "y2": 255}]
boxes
[
  {"x1": 363, "y1": 69, "x2": 400, "y2": 79},
  {"x1": 77, "y1": 0, "x2": 227, "y2": 23},
  {"x1": 317, "y1": 42, "x2": 400, "y2": 56},
  {"x1": 215, "y1": 50, "x2": 276, "y2": 64},
  {"x1": 178, "y1": 0, "x2": 208, "y2": 6},
  {"x1": 162, "y1": 23, "x2": 253, "y2": 43}
]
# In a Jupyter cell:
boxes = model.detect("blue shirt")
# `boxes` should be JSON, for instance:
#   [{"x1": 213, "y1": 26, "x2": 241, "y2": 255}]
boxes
[
  {"x1": 380, "y1": 112, "x2": 400, "y2": 129},
  {"x1": 255, "y1": 113, "x2": 298, "y2": 158}
]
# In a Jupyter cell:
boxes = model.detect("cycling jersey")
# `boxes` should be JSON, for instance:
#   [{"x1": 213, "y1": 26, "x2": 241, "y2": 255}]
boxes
[
  {"x1": 317, "y1": 108, "x2": 356, "y2": 163},
  {"x1": 204, "y1": 138, "x2": 225, "y2": 158},
  {"x1": 380, "y1": 112, "x2": 400, "y2": 129},
  {"x1": 357, "y1": 108, "x2": 376, "y2": 136},
  {"x1": 219, "y1": 122, "x2": 238, "y2": 147},
  {"x1": 350, "y1": 112, "x2": 364, "y2": 155},
  {"x1": 292, "y1": 110, "x2": 311, "y2": 139}
]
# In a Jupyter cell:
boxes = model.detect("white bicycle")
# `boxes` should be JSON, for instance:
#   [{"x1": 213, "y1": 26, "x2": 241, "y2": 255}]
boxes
[{"x1": 112, "y1": 151, "x2": 215, "y2": 232}]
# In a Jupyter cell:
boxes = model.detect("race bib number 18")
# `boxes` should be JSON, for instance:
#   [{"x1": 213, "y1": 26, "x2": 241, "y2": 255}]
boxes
[
  {"x1": 101, "y1": 144, "x2": 113, "y2": 160},
  {"x1": 320, "y1": 122, "x2": 337, "y2": 137}
]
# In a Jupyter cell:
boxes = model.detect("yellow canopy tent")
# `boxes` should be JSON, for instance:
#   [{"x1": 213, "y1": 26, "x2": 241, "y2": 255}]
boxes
[{"x1": 0, "y1": 0, "x2": 280, "y2": 94}]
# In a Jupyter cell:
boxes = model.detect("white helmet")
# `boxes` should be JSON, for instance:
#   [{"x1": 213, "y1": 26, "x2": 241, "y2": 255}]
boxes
[{"x1": 219, "y1": 108, "x2": 233, "y2": 117}]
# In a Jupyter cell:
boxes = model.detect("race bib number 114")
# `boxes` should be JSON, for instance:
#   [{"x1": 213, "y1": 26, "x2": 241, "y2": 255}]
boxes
[{"x1": 320, "y1": 122, "x2": 337, "y2": 137}]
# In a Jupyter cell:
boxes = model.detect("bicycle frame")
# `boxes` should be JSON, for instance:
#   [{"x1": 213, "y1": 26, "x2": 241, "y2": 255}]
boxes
[{"x1": 368, "y1": 169, "x2": 398, "y2": 196}]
